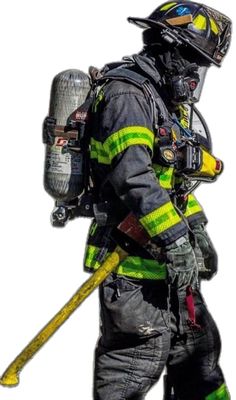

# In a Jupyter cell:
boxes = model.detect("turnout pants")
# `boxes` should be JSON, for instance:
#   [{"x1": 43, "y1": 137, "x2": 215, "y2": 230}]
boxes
[{"x1": 93, "y1": 274, "x2": 229, "y2": 400}]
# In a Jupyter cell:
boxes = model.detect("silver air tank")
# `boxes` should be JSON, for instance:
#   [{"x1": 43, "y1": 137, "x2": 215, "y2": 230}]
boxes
[{"x1": 44, "y1": 69, "x2": 90, "y2": 201}]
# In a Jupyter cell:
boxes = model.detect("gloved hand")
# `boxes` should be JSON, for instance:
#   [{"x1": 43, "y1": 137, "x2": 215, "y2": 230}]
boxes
[
  {"x1": 192, "y1": 224, "x2": 218, "y2": 280},
  {"x1": 164, "y1": 234, "x2": 199, "y2": 290}
]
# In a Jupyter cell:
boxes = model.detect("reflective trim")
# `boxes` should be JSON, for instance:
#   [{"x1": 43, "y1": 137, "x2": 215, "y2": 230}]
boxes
[
  {"x1": 90, "y1": 126, "x2": 154, "y2": 165},
  {"x1": 93, "y1": 89, "x2": 105, "y2": 112},
  {"x1": 84, "y1": 245, "x2": 167, "y2": 280},
  {"x1": 90, "y1": 138, "x2": 110, "y2": 165},
  {"x1": 160, "y1": 2, "x2": 177, "y2": 11},
  {"x1": 178, "y1": 105, "x2": 189, "y2": 129},
  {"x1": 139, "y1": 201, "x2": 182, "y2": 237},
  {"x1": 193, "y1": 14, "x2": 207, "y2": 30},
  {"x1": 153, "y1": 164, "x2": 174, "y2": 189},
  {"x1": 184, "y1": 194, "x2": 203, "y2": 218},
  {"x1": 205, "y1": 383, "x2": 230, "y2": 400},
  {"x1": 210, "y1": 18, "x2": 219, "y2": 35},
  {"x1": 89, "y1": 221, "x2": 98, "y2": 237},
  {"x1": 103, "y1": 126, "x2": 154, "y2": 162},
  {"x1": 118, "y1": 257, "x2": 167, "y2": 280},
  {"x1": 85, "y1": 245, "x2": 101, "y2": 270}
]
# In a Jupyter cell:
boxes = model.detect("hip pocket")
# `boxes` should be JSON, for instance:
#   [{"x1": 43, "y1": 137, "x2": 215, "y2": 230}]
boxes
[{"x1": 100, "y1": 275, "x2": 169, "y2": 341}]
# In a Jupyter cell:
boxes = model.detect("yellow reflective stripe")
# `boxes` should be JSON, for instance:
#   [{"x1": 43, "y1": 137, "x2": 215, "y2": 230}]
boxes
[
  {"x1": 93, "y1": 89, "x2": 105, "y2": 112},
  {"x1": 178, "y1": 104, "x2": 189, "y2": 129},
  {"x1": 205, "y1": 383, "x2": 230, "y2": 400},
  {"x1": 210, "y1": 18, "x2": 219, "y2": 35},
  {"x1": 103, "y1": 126, "x2": 154, "y2": 162},
  {"x1": 84, "y1": 245, "x2": 167, "y2": 280},
  {"x1": 90, "y1": 138, "x2": 110, "y2": 165},
  {"x1": 90, "y1": 126, "x2": 154, "y2": 164},
  {"x1": 89, "y1": 221, "x2": 98, "y2": 237},
  {"x1": 118, "y1": 257, "x2": 167, "y2": 280},
  {"x1": 139, "y1": 201, "x2": 182, "y2": 237},
  {"x1": 184, "y1": 194, "x2": 203, "y2": 218},
  {"x1": 84, "y1": 245, "x2": 101, "y2": 269},
  {"x1": 153, "y1": 164, "x2": 174, "y2": 189},
  {"x1": 193, "y1": 14, "x2": 207, "y2": 30},
  {"x1": 160, "y1": 2, "x2": 177, "y2": 11}
]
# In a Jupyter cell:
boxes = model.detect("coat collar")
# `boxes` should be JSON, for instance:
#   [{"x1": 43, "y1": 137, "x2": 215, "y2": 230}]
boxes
[{"x1": 123, "y1": 53, "x2": 162, "y2": 87}]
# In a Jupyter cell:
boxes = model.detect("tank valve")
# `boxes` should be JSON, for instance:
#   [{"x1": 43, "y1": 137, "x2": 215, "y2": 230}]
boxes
[{"x1": 51, "y1": 205, "x2": 70, "y2": 227}]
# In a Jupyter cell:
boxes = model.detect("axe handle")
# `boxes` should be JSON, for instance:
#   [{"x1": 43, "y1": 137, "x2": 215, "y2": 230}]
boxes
[{"x1": 0, "y1": 245, "x2": 127, "y2": 387}]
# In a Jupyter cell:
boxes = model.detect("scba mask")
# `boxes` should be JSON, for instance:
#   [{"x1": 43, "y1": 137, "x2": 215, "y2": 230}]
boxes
[{"x1": 168, "y1": 64, "x2": 208, "y2": 104}]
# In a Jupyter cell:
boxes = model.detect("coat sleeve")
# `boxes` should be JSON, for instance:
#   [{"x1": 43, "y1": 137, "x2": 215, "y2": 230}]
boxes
[{"x1": 96, "y1": 85, "x2": 188, "y2": 246}]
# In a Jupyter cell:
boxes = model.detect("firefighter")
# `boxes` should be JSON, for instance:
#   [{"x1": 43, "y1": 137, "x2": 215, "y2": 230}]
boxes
[{"x1": 84, "y1": 2, "x2": 232, "y2": 399}]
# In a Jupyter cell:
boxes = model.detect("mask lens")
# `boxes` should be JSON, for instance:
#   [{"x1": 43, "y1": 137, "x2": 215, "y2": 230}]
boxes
[{"x1": 189, "y1": 79, "x2": 198, "y2": 91}]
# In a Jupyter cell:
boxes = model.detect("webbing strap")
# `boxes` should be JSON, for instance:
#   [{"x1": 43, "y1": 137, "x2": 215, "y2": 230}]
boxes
[
  {"x1": 99, "y1": 65, "x2": 169, "y2": 126},
  {"x1": 103, "y1": 68, "x2": 148, "y2": 87}
]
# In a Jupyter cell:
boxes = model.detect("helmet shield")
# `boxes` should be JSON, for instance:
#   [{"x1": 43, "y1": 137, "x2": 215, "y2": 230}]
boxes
[
  {"x1": 190, "y1": 105, "x2": 211, "y2": 151},
  {"x1": 128, "y1": 2, "x2": 232, "y2": 66},
  {"x1": 191, "y1": 66, "x2": 208, "y2": 102}
]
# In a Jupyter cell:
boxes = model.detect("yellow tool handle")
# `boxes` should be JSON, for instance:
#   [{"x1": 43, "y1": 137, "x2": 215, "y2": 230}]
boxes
[{"x1": 0, "y1": 245, "x2": 127, "y2": 387}]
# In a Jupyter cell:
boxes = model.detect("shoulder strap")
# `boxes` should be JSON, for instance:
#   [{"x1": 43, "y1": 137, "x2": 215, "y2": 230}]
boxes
[
  {"x1": 98, "y1": 66, "x2": 169, "y2": 128},
  {"x1": 102, "y1": 68, "x2": 148, "y2": 88}
]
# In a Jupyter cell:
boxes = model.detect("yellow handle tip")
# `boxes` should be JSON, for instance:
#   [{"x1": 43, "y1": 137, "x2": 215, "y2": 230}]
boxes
[{"x1": 0, "y1": 373, "x2": 19, "y2": 387}]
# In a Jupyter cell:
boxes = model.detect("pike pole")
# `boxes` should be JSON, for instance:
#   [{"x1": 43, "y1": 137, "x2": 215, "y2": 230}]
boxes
[{"x1": 0, "y1": 246, "x2": 128, "y2": 387}]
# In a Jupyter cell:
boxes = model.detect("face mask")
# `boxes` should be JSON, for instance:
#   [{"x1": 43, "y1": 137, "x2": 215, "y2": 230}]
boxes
[{"x1": 168, "y1": 63, "x2": 208, "y2": 104}]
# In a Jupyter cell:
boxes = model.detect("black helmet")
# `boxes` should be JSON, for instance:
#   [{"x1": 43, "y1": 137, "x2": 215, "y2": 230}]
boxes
[{"x1": 128, "y1": 1, "x2": 232, "y2": 67}]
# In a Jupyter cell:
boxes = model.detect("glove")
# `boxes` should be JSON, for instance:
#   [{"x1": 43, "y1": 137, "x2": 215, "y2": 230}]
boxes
[
  {"x1": 164, "y1": 234, "x2": 198, "y2": 290},
  {"x1": 192, "y1": 224, "x2": 218, "y2": 280}
]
